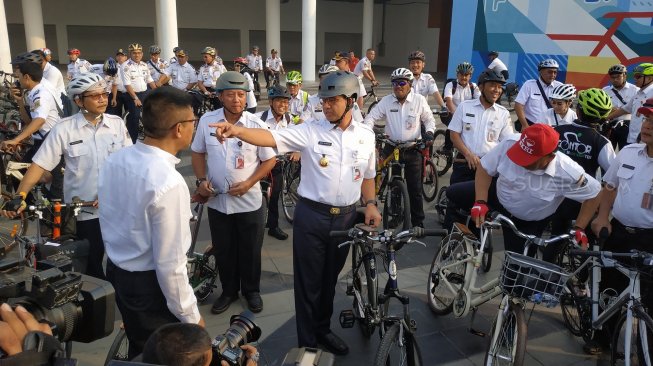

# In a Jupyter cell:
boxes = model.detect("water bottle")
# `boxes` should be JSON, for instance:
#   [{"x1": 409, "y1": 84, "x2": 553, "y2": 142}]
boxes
[{"x1": 529, "y1": 293, "x2": 559, "y2": 308}]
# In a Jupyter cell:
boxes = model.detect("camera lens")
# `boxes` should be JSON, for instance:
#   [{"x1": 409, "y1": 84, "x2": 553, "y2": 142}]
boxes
[
  {"x1": 224, "y1": 310, "x2": 261, "y2": 346},
  {"x1": 13, "y1": 299, "x2": 82, "y2": 342}
]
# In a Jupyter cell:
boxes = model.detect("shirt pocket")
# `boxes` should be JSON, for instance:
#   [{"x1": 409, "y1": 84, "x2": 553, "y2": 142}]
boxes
[
  {"x1": 485, "y1": 123, "x2": 502, "y2": 143},
  {"x1": 531, "y1": 93, "x2": 543, "y2": 101},
  {"x1": 461, "y1": 116, "x2": 475, "y2": 133},
  {"x1": 242, "y1": 142, "x2": 258, "y2": 165},
  {"x1": 65, "y1": 144, "x2": 90, "y2": 173},
  {"x1": 616, "y1": 165, "x2": 635, "y2": 181}
]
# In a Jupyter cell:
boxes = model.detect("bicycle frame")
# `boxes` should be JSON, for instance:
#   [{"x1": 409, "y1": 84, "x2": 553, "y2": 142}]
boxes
[{"x1": 375, "y1": 139, "x2": 418, "y2": 197}]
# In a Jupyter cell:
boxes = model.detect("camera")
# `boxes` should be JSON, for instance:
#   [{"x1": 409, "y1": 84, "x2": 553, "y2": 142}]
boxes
[
  {"x1": 211, "y1": 310, "x2": 261, "y2": 366},
  {"x1": 0, "y1": 258, "x2": 115, "y2": 343}
]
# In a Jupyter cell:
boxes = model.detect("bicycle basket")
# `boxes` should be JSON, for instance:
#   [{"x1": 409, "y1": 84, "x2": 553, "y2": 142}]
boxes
[{"x1": 499, "y1": 251, "x2": 569, "y2": 302}]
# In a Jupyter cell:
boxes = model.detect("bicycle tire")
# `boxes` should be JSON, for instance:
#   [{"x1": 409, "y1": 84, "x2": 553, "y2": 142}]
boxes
[
  {"x1": 0, "y1": 192, "x2": 28, "y2": 252},
  {"x1": 193, "y1": 247, "x2": 218, "y2": 302},
  {"x1": 559, "y1": 288, "x2": 585, "y2": 337},
  {"x1": 351, "y1": 243, "x2": 376, "y2": 338},
  {"x1": 382, "y1": 179, "x2": 411, "y2": 231},
  {"x1": 432, "y1": 130, "x2": 452, "y2": 176},
  {"x1": 368, "y1": 101, "x2": 379, "y2": 115},
  {"x1": 435, "y1": 186, "x2": 448, "y2": 225},
  {"x1": 427, "y1": 232, "x2": 469, "y2": 315},
  {"x1": 484, "y1": 301, "x2": 527, "y2": 366},
  {"x1": 104, "y1": 327, "x2": 129, "y2": 366},
  {"x1": 282, "y1": 162, "x2": 300, "y2": 224},
  {"x1": 611, "y1": 303, "x2": 653, "y2": 366},
  {"x1": 374, "y1": 322, "x2": 422, "y2": 366},
  {"x1": 421, "y1": 160, "x2": 438, "y2": 202},
  {"x1": 481, "y1": 231, "x2": 493, "y2": 273}
]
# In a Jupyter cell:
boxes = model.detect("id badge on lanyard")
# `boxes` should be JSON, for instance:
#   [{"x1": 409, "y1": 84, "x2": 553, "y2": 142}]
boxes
[{"x1": 641, "y1": 179, "x2": 653, "y2": 210}]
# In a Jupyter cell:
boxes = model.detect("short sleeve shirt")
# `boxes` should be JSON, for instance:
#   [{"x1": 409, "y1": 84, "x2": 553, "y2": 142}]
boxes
[
  {"x1": 198, "y1": 61, "x2": 226, "y2": 88},
  {"x1": 443, "y1": 81, "x2": 481, "y2": 107},
  {"x1": 448, "y1": 98, "x2": 514, "y2": 157},
  {"x1": 515, "y1": 78, "x2": 563, "y2": 122},
  {"x1": 603, "y1": 82, "x2": 638, "y2": 121},
  {"x1": 537, "y1": 108, "x2": 577, "y2": 127},
  {"x1": 353, "y1": 57, "x2": 371, "y2": 78},
  {"x1": 412, "y1": 73, "x2": 439, "y2": 98},
  {"x1": 122, "y1": 60, "x2": 154, "y2": 92},
  {"x1": 27, "y1": 83, "x2": 62, "y2": 137},
  {"x1": 164, "y1": 62, "x2": 197, "y2": 90},
  {"x1": 266, "y1": 57, "x2": 283, "y2": 71}
]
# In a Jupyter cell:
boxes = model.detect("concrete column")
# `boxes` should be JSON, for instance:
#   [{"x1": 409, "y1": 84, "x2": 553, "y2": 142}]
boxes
[
  {"x1": 241, "y1": 29, "x2": 250, "y2": 57},
  {"x1": 21, "y1": 0, "x2": 45, "y2": 50},
  {"x1": 55, "y1": 23, "x2": 68, "y2": 65},
  {"x1": 0, "y1": 0, "x2": 12, "y2": 72},
  {"x1": 301, "y1": 0, "x2": 316, "y2": 82},
  {"x1": 362, "y1": 0, "x2": 373, "y2": 53},
  {"x1": 316, "y1": 31, "x2": 325, "y2": 67},
  {"x1": 266, "y1": 0, "x2": 281, "y2": 55},
  {"x1": 155, "y1": 0, "x2": 179, "y2": 62}
]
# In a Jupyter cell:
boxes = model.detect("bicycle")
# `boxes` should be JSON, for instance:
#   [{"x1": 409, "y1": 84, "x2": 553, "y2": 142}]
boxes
[
  {"x1": 333, "y1": 224, "x2": 448, "y2": 366},
  {"x1": 374, "y1": 137, "x2": 415, "y2": 231},
  {"x1": 420, "y1": 141, "x2": 439, "y2": 203},
  {"x1": 279, "y1": 154, "x2": 301, "y2": 224},
  {"x1": 430, "y1": 128, "x2": 461, "y2": 177},
  {"x1": 364, "y1": 85, "x2": 381, "y2": 115},
  {"x1": 0, "y1": 71, "x2": 21, "y2": 132}
]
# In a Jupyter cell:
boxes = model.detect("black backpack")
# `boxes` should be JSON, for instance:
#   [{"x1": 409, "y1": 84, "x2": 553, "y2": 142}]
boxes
[{"x1": 446, "y1": 79, "x2": 476, "y2": 99}]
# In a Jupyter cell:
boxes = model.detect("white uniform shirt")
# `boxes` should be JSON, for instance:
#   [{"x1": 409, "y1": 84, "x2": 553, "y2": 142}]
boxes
[
  {"x1": 243, "y1": 72, "x2": 257, "y2": 109},
  {"x1": 67, "y1": 58, "x2": 92, "y2": 80},
  {"x1": 515, "y1": 78, "x2": 563, "y2": 122},
  {"x1": 27, "y1": 83, "x2": 62, "y2": 138},
  {"x1": 98, "y1": 142, "x2": 200, "y2": 324},
  {"x1": 43, "y1": 62, "x2": 66, "y2": 96},
  {"x1": 443, "y1": 81, "x2": 480, "y2": 107},
  {"x1": 481, "y1": 136, "x2": 601, "y2": 221},
  {"x1": 121, "y1": 59, "x2": 154, "y2": 92},
  {"x1": 537, "y1": 108, "x2": 578, "y2": 127},
  {"x1": 488, "y1": 57, "x2": 508, "y2": 74},
  {"x1": 622, "y1": 82, "x2": 653, "y2": 143},
  {"x1": 448, "y1": 99, "x2": 514, "y2": 157},
  {"x1": 114, "y1": 63, "x2": 126, "y2": 93},
  {"x1": 412, "y1": 73, "x2": 440, "y2": 98},
  {"x1": 603, "y1": 82, "x2": 638, "y2": 122},
  {"x1": 602, "y1": 143, "x2": 653, "y2": 228},
  {"x1": 289, "y1": 90, "x2": 310, "y2": 121},
  {"x1": 246, "y1": 54, "x2": 263, "y2": 72},
  {"x1": 33, "y1": 113, "x2": 132, "y2": 220},
  {"x1": 271, "y1": 119, "x2": 376, "y2": 206},
  {"x1": 266, "y1": 56, "x2": 283, "y2": 72},
  {"x1": 307, "y1": 94, "x2": 364, "y2": 123},
  {"x1": 198, "y1": 61, "x2": 227, "y2": 88},
  {"x1": 147, "y1": 58, "x2": 169, "y2": 83},
  {"x1": 191, "y1": 109, "x2": 275, "y2": 214},
  {"x1": 164, "y1": 62, "x2": 197, "y2": 90},
  {"x1": 353, "y1": 56, "x2": 371, "y2": 79},
  {"x1": 256, "y1": 109, "x2": 291, "y2": 130},
  {"x1": 364, "y1": 91, "x2": 435, "y2": 140}
]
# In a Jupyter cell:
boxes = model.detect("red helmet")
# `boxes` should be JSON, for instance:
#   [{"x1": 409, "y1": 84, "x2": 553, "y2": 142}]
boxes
[
  {"x1": 67, "y1": 48, "x2": 80, "y2": 55},
  {"x1": 233, "y1": 57, "x2": 248, "y2": 65}
]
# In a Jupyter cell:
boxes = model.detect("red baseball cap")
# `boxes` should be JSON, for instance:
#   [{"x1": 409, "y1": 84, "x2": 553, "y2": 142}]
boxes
[
  {"x1": 637, "y1": 97, "x2": 653, "y2": 117},
  {"x1": 507, "y1": 124, "x2": 560, "y2": 167}
]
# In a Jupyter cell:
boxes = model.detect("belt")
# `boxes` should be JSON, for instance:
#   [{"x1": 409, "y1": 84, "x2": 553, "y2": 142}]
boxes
[
  {"x1": 300, "y1": 197, "x2": 356, "y2": 216},
  {"x1": 613, "y1": 219, "x2": 653, "y2": 235}
]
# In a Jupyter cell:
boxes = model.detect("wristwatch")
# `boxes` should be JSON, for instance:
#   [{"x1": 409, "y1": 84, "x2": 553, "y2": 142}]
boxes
[
  {"x1": 196, "y1": 178, "x2": 207, "y2": 187},
  {"x1": 365, "y1": 199, "x2": 378, "y2": 207}
]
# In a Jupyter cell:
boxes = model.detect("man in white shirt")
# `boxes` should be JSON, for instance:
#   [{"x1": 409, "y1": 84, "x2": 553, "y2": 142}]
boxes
[
  {"x1": 246, "y1": 46, "x2": 263, "y2": 95},
  {"x1": 122, "y1": 43, "x2": 157, "y2": 143},
  {"x1": 285, "y1": 71, "x2": 310, "y2": 124},
  {"x1": 487, "y1": 51, "x2": 509, "y2": 81},
  {"x1": 31, "y1": 49, "x2": 72, "y2": 116},
  {"x1": 192, "y1": 72, "x2": 275, "y2": 316},
  {"x1": 364, "y1": 68, "x2": 435, "y2": 228},
  {"x1": 407, "y1": 50, "x2": 446, "y2": 111},
  {"x1": 608, "y1": 62, "x2": 653, "y2": 145},
  {"x1": 66, "y1": 48, "x2": 92, "y2": 81},
  {"x1": 264, "y1": 49, "x2": 285, "y2": 88},
  {"x1": 602, "y1": 64, "x2": 638, "y2": 149},
  {"x1": 159, "y1": 49, "x2": 197, "y2": 91},
  {"x1": 109, "y1": 48, "x2": 129, "y2": 117},
  {"x1": 99, "y1": 87, "x2": 204, "y2": 359},
  {"x1": 146, "y1": 45, "x2": 169, "y2": 86},
  {"x1": 197, "y1": 47, "x2": 227, "y2": 111},
  {"x1": 514, "y1": 58, "x2": 563, "y2": 131},
  {"x1": 537, "y1": 84, "x2": 578, "y2": 127},
  {"x1": 353, "y1": 48, "x2": 379, "y2": 89}
]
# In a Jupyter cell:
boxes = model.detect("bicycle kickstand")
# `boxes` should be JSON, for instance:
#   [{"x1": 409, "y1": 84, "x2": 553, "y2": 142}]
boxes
[{"x1": 467, "y1": 308, "x2": 486, "y2": 337}]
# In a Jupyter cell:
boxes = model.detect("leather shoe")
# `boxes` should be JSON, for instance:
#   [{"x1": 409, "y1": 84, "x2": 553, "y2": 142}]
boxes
[
  {"x1": 245, "y1": 292, "x2": 263, "y2": 313},
  {"x1": 211, "y1": 293, "x2": 237, "y2": 314},
  {"x1": 317, "y1": 332, "x2": 349, "y2": 355},
  {"x1": 268, "y1": 227, "x2": 288, "y2": 240}
]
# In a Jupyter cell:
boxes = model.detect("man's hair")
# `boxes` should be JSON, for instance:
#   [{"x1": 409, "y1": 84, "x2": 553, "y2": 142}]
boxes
[
  {"x1": 31, "y1": 49, "x2": 46, "y2": 61},
  {"x1": 142, "y1": 323, "x2": 212, "y2": 366},
  {"x1": 142, "y1": 87, "x2": 193, "y2": 139},
  {"x1": 16, "y1": 62, "x2": 43, "y2": 82}
]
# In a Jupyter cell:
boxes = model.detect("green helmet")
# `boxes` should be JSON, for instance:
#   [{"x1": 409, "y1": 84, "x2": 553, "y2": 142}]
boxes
[
  {"x1": 215, "y1": 71, "x2": 250, "y2": 92},
  {"x1": 286, "y1": 71, "x2": 303, "y2": 85},
  {"x1": 634, "y1": 63, "x2": 653, "y2": 76},
  {"x1": 577, "y1": 88, "x2": 612, "y2": 120},
  {"x1": 318, "y1": 71, "x2": 359, "y2": 99}
]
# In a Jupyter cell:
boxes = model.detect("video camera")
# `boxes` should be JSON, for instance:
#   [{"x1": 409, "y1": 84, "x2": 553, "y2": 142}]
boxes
[{"x1": 0, "y1": 257, "x2": 115, "y2": 343}]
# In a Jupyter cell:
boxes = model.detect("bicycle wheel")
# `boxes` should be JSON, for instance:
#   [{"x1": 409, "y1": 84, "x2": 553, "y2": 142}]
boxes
[
  {"x1": 0, "y1": 192, "x2": 28, "y2": 252},
  {"x1": 559, "y1": 286, "x2": 586, "y2": 338},
  {"x1": 421, "y1": 160, "x2": 438, "y2": 202},
  {"x1": 382, "y1": 179, "x2": 411, "y2": 231},
  {"x1": 435, "y1": 186, "x2": 448, "y2": 225},
  {"x1": 481, "y1": 231, "x2": 493, "y2": 273},
  {"x1": 368, "y1": 100, "x2": 379, "y2": 115},
  {"x1": 432, "y1": 131, "x2": 452, "y2": 177},
  {"x1": 193, "y1": 247, "x2": 218, "y2": 302},
  {"x1": 374, "y1": 322, "x2": 422, "y2": 366},
  {"x1": 611, "y1": 303, "x2": 653, "y2": 366},
  {"x1": 484, "y1": 301, "x2": 527, "y2": 366},
  {"x1": 427, "y1": 233, "x2": 469, "y2": 315},
  {"x1": 104, "y1": 327, "x2": 129, "y2": 366},
  {"x1": 351, "y1": 244, "x2": 376, "y2": 338},
  {"x1": 282, "y1": 163, "x2": 300, "y2": 224}
]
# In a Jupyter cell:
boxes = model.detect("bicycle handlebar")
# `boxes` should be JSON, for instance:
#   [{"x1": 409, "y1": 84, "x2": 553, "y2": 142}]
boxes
[
  {"x1": 27, "y1": 196, "x2": 96, "y2": 211},
  {"x1": 330, "y1": 224, "x2": 448, "y2": 242},
  {"x1": 487, "y1": 211, "x2": 572, "y2": 247},
  {"x1": 379, "y1": 138, "x2": 422, "y2": 150},
  {"x1": 568, "y1": 249, "x2": 653, "y2": 267}
]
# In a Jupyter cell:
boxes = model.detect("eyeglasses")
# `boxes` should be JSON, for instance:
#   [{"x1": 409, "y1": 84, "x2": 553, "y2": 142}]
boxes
[
  {"x1": 172, "y1": 117, "x2": 199, "y2": 129},
  {"x1": 392, "y1": 80, "x2": 409, "y2": 87},
  {"x1": 321, "y1": 96, "x2": 342, "y2": 105},
  {"x1": 214, "y1": 178, "x2": 233, "y2": 195},
  {"x1": 83, "y1": 92, "x2": 109, "y2": 101}
]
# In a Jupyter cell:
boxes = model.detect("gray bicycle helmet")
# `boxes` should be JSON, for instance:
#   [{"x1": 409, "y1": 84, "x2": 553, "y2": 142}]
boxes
[
  {"x1": 608, "y1": 64, "x2": 627, "y2": 75},
  {"x1": 202, "y1": 47, "x2": 217, "y2": 56},
  {"x1": 11, "y1": 52, "x2": 43, "y2": 65},
  {"x1": 149, "y1": 45, "x2": 161, "y2": 54},
  {"x1": 477, "y1": 69, "x2": 506, "y2": 85},
  {"x1": 456, "y1": 62, "x2": 474, "y2": 75},
  {"x1": 268, "y1": 85, "x2": 291, "y2": 100},
  {"x1": 318, "y1": 64, "x2": 339, "y2": 76},
  {"x1": 318, "y1": 71, "x2": 359, "y2": 99},
  {"x1": 215, "y1": 71, "x2": 250, "y2": 92},
  {"x1": 538, "y1": 58, "x2": 559, "y2": 70}
]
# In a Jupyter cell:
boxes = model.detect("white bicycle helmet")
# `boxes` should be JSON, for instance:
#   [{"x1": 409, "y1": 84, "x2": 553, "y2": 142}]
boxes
[
  {"x1": 538, "y1": 58, "x2": 559, "y2": 70},
  {"x1": 67, "y1": 73, "x2": 106, "y2": 99},
  {"x1": 318, "y1": 64, "x2": 339, "y2": 76},
  {"x1": 550, "y1": 84, "x2": 576, "y2": 101},
  {"x1": 608, "y1": 64, "x2": 627, "y2": 75},
  {"x1": 391, "y1": 68, "x2": 414, "y2": 82}
]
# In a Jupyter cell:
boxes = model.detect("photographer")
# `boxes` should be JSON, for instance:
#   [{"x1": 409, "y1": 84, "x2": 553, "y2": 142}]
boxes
[
  {"x1": 142, "y1": 323, "x2": 258, "y2": 366},
  {"x1": 0, "y1": 303, "x2": 62, "y2": 365}
]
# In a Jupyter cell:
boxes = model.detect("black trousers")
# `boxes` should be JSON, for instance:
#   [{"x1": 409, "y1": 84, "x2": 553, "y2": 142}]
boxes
[
  {"x1": 382, "y1": 147, "x2": 424, "y2": 226},
  {"x1": 122, "y1": 90, "x2": 149, "y2": 144},
  {"x1": 449, "y1": 162, "x2": 476, "y2": 186},
  {"x1": 548, "y1": 198, "x2": 582, "y2": 262},
  {"x1": 207, "y1": 206, "x2": 264, "y2": 296},
  {"x1": 249, "y1": 71, "x2": 260, "y2": 94},
  {"x1": 106, "y1": 260, "x2": 180, "y2": 360},
  {"x1": 292, "y1": 200, "x2": 357, "y2": 347},
  {"x1": 106, "y1": 92, "x2": 124, "y2": 117},
  {"x1": 266, "y1": 163, "x2": 283, "y2": 229},
  {"x1": 445, "y1": 179, "x2": 551, "y2": 256},
  {"x1": 76, "y1": 218, "x2": 106, "y2": 280}
]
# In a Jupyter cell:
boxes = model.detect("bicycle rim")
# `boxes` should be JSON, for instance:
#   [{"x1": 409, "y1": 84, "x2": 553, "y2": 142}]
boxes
[
  {"x1": 193, "y1": 252, "x2": 218, "y2": 302},
  {"x1": 427, "y1": 233, "x2": 468, "y2": 315},
  {"x1": 374, "y1": 323, "x2": 422, "y2": 366},
  {"x1": 611, "y1": 304, "x2": 653, "y2": 366},
  {"x1": 435, "y1": 186, "x2": 448, "y2": 225},
  {"x1": 382, "y1": 179, "x2": 411, "y2": 231},
  {"x1": 421, "y1": 160, "x2": 438, "y2": 202},
  {"x1": 484, "y1": 302, "x2": 527, "y2": 366},
  {"x1": 104, "y1": 328, "x2": 129, "y2": 366},
  {"x1": 559, "y1": 290, "x2": 584, "y2": 337},
  {"x1": 352, "y1": 244, "x2": 376, "y2": 338},
  {"x1": 282, "y1": 169, "x2": 300, "y2": 224}
]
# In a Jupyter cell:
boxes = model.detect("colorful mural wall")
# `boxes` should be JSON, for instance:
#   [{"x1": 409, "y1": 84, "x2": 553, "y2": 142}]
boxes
[{"x1": 448, "y1": 0, "x2": 653, "y2": 90}]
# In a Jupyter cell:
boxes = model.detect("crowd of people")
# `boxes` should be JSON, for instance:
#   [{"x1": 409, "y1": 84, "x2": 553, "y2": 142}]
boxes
[{"x1": 0, "y1": 40, "x2": 652, "y2": 365}]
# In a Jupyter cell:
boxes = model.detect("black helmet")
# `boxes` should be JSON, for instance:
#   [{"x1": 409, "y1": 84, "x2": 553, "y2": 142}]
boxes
[
  {"x1": 488, "y1": 51, "x2": 499, "y2": 57},
  {"x1": 11, "y1": 52, "x2": 43, "y2": 65},
  {"x1": 268, "y1": 85, "x2": 291, "y2": 100},
  {"x1": 477, "y1": 69, "x2": 506, "y2": 85}
]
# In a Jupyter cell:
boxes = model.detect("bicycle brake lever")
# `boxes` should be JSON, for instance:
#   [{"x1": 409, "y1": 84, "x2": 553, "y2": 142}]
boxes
[
  {"x1": 337, "y1": 240, "x2": 354, "y2": 249},
  {"x1": 412, "y1": 239, "x2": 427, "y2": 247}
]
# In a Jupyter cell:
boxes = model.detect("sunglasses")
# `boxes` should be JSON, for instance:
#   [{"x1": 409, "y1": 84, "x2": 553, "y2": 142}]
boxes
[{"x1": 392, "y1": 80, "x2": 409, "y2": 87}]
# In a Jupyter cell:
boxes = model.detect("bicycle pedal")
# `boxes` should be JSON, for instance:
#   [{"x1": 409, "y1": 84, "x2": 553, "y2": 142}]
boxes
[
  {"x1": 345, "y1": 285, "x2": 354, "y2": 296},
  {"x1": 468, "y1": 327, "x2": 486, "y2": 337},
  {"x1": 339, "y1": 310, "x2": 355, "y2": 329}
]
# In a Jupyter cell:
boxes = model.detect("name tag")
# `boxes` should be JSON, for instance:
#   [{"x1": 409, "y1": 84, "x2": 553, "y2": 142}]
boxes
[
  {"x1": 210, "y1": 132, "x2": 216, "y2": 137},
  {"x1": 390, "y1": 109, "x2": 399, "y2": 112},
  {"x1": 622, "y1": 164, "x2": 635, "y2": 170},
  {"x1": 318, "y1": 141, "x2": 332, "y2": 146},
  {"x1": 465, "y1": 113, "x2": 475, "y2": 117},
  {"x1": 534, "y1": 93, "x2": 541, "y2": 96},
  {"x1": 69, "y1": 140, "x2": 83, "y2": 145}
]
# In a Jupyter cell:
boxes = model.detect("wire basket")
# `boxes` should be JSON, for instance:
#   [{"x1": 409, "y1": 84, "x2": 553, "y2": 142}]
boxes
[{"x1": 499, "y1": 251, "x2": 570, "y2": 302}]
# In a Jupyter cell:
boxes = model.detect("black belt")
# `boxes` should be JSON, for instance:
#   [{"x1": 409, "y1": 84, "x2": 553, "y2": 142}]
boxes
[
  {"x1": 300, "y1": 197, "x2": 356, "y2": 216},
  {"x1": 613, "y1": 219, "x2": 653, "y2": 235}
]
